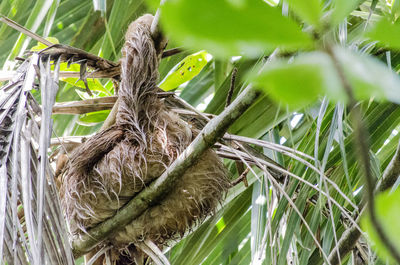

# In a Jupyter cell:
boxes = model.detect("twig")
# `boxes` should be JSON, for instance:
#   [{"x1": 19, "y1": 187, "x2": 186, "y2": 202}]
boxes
[
  {"x1": 71, "y1": 85, "x2": 259, "y2": 257},
  {"x1": 52, "y1": 96, "x2": 117, "y2": 114},
  {"x1": 231, "y1": 168, "x2": 250, "y2": 187},
  {"x1": 225, "y1": 67, "x2": 238, "y2": 108},
  {"x1": 162, "y1": 48, "x2": 182, "y2": 58},
  {"x1": 326, "y1": 45, "x2": 400, "y2": 264}
]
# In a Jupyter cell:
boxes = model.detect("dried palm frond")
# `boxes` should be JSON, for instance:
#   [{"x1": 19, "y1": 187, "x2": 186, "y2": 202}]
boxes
[{"x1": 0, "y1": 54, "x2": 74, "y2": 265}]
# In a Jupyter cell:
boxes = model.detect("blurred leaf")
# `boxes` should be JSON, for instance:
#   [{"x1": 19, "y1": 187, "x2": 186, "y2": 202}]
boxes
[
  {"x1": 161, "y1": 0, "x2": 312, "y2": 58},
  {"x1": 331, "y1": 0, "x2": 362, "y2": 25},
  {"x1": 252, "y1": 48, "x2": 400, "y2": 108},
  {"x1": 287, "y1": 0, "x2": 322, "y2": 26},
  {"x1": 392, "y1": 0, "x2": 400, "y2": 19},
  {"x1": 366, "y1": 18, "x2": 400, "y2": 50},
  {"x1": 251, "y1": 52, "x2": 345, "y2": 108},
  {"x1": 77, "y1": 110, "x2": 110, "y2": 126},
  {"x1": 361, "y1": 189, "x2": 400, "y2": 262},
  {"x1": 159, "y1": 50, "x2": 210, "y2": 91},
  {"x1": 334, "y1": 47, "x2": 400, "y2": 104}
]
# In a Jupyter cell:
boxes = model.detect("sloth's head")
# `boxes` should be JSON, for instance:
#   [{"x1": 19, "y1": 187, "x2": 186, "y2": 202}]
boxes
[{"x1": 125, "y1": 14, "x2": 168, "y2": 59}]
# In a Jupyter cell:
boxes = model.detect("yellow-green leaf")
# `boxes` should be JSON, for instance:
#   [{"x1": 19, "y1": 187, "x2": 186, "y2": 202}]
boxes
[
  {"x1": 159, "y1": 50, "x2": 210, "y2": 91},
  {"x1": 60, "y1": 62, "x2": 111, "y2": 96},
  {"x1": 77, "y1": 110, "x2": 110, "y2": 126},
  {"x1": 30, "y1": 36, "x2": 59, "y2": 51}
]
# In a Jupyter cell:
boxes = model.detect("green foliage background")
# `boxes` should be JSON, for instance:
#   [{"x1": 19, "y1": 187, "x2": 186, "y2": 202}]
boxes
[{"x1": 2, "y1": 0, "x2": 400, "y2": 264}]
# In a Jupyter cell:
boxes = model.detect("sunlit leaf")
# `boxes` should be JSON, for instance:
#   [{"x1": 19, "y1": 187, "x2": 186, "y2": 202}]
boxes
[
  {"x1": 60, "y1": 63, "x2": 111, "y2": 96},
  {"x1": 159, "y1": 50, "x2": 210, "y2": 91},
  {"x1": 77, "y1": 110, "x2": 110, "y2": 126},
  {"x1": 161, "y1": 0, "x2": 312, "y2": 58}
]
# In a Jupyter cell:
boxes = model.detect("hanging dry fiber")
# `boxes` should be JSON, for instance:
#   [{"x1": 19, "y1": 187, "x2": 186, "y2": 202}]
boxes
[{"x1": 59, "y1": 14, "x2": 230, "y2": 263}]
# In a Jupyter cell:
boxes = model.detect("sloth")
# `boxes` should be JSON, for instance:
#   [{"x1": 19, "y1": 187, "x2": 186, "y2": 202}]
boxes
[{"x1": 59, "y1": 14, "x2": 230, "y2": 264}]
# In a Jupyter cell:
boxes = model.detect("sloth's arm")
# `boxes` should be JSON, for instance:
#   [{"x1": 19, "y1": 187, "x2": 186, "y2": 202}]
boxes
[{"x1": 67, "y1": 126, "x2": 124, "y2": 174}]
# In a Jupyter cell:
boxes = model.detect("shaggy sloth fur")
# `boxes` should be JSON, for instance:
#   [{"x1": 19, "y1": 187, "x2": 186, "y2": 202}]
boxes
[{"x1": 59, "y1": 14, "x2": 230, "y2": 263}]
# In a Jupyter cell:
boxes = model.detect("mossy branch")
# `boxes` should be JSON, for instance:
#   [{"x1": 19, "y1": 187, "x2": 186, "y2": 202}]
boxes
[{"x1": 72, "y1": 86, "x2": 260, "y2": 258}]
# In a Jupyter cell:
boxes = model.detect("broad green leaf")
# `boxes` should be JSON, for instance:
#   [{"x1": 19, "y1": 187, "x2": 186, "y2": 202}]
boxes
[
  {"x1": 159, "y1": 51, "x2": 210, "y2": 91},
  {"x1": 286, "y1": 0, "x2": 322, "y2": 26},
  {"x1": 161, "y1": 0, "x2": 312, "y2": 58},
  {"x1": 331, "y1": 0, "x2": 362, "y2": 25},
  {"x1": 77, "y1": 110, "x2": 110, "y2": 126},
  {"x1": 334, "y1": 47, "x2": 400, "y2": 104},
  {"x1": 366, "y1": 18, "x2": 400, "y2": 50},
  {"x1": 253, "y1": 48, "x2": 400, "y2": 108},
  {"x1": 361, "y1": 189, "x2": 400, "y2": 262},
  {"x1": 30, "y1": 37, "x2": 59, "y2": 51},
  {"x1": 251, "y1": 52, "x2": 345, "y2": 108}
]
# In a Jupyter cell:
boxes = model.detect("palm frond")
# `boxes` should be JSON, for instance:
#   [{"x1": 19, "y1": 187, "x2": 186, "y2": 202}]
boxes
[{"x1": 0, "y1": 53, "x2": 73, "y2": 265}]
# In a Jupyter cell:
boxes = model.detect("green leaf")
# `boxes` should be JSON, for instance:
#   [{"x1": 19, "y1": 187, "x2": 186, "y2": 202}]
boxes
[
  {"x1": 361, "y1": 189, "x2": 400, "y2": 262},
  {"x1": 60, "y1": 63, "x2": 111, "y2": 96},
  {"x1": 334, "y1": 47, "x2": 400, "y2": 104},
  {"x1": 77, "y1": 110, "x2": 110, "y2": 126},
  {"x1": 159, "y1": 50, "x2": 210, "y2": 91},
  {"x1": 252, "y1": 48, "x2": 400, "y2": 108},
  {"x1": 161, "y1": 0, "x2": 312, "y2": 58},
  {"x1": 366, "y1": 18, "x2": 400, "y2": 50},
  {"x1": 331, "y1": 0, "x2": 362, "y2": 25},
  {"x1": 251, "y1": 52, "x2": 345, "y2": 108},
  {"x1": 286, "y1": 0, "x2": 322, "y2": 26},
  {"x1": 30, "y1": 36, "x2": 59, "y2": 51}
]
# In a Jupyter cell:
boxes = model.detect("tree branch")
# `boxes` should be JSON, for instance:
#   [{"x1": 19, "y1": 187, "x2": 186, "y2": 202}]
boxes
[{"x1": 71, "y1": 85, "x2": 260, "y2": 258}]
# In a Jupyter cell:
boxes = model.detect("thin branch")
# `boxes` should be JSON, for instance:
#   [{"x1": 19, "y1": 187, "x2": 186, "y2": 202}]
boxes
[
  {"x1": 161, "y1": 48, "x2": 183, "y2": 58},
  {"x1": 326, "y1": 45, "x2": 400, "y2": 264},
  {"x1": 225, "y1": 67, "x2": 238, "y2": 108},
  {"x1": 231, "y1": 168, "x2": 250, "y2": 187},
  {"x1": 71, "y1": 85, "x2": 259, "y2": 257},
  {"x1": 52, "y1": 96, "x2": 117, "y2": 114}
]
